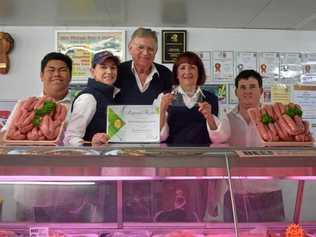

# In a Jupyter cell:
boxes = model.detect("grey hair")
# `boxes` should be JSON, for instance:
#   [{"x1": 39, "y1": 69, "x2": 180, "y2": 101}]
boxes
[{"x1": 130, "y1": 27, "x2": 158, "y2": 49}]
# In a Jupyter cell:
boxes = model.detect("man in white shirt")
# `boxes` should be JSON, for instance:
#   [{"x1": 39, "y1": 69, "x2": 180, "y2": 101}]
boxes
[
  {"x1": 0, "y1": 52, "x2": 73, "y2": 142},
  {"x1": 0, "y1": 52, "x2": 74, "y2": 221},
  {"x1": 210, "y1": 69, "x2": 284, "y2": 222}
]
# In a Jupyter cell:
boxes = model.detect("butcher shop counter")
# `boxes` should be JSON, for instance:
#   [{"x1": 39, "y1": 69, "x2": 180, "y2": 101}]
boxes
[{"x1": 0, "y1": 144, "x2": 316, "y2": 237}]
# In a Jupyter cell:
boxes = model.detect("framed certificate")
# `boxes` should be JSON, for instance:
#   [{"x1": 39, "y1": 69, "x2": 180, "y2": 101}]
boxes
[
  {"x1": 301, "y1": 53, "x2": 316, "y2": 84},
  {"x1": 107, "y1": 105, "x2": 160, "y2": 143},
  {"x1": 212, "y1": 51, "x2": 234, "y2": 82},
  {"x1": 162, "y1": 30, "x2": 187, "y2": 63},
  {"x1": 235, "y1": 52, "x2": 257, "y2": 75},
  {"x1": 195, "y1": 51, "x2": 211, "y2": 81},
  {"x1": 258, "y1": 52, "x2": 280, "y2": 80},
  {"x1": 280, "y1": 53, "x2": 302, "y2": 83},
  {"x1": 55, "y1": 30, "x2": 125, "y2": 84}
]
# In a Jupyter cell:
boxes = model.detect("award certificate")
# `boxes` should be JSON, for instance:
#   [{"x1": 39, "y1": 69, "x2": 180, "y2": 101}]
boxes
[
  {"x1": 213, "y1": 51, "x2": 234, "y2": 81},
  {"x1": 107, "y1": 105, "x2": 160, "y2": 143},
  {"x1": 258, "y1": 52, "x2": 280, "y2": 79},
  {"x1": 235, "y1": 52, "x2": 257, "y2": 74},
  {"x1": 280, "y1": 53, "x2": 302, "y2": 81}
]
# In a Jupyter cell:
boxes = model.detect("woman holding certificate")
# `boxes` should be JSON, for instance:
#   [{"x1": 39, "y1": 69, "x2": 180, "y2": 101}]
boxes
[
  {"x1": 64, "y1": 51, "x2": 120, "y2": 146},
  {"x1": 158, "y1": 51, "x2": 222, "y2": 146}
]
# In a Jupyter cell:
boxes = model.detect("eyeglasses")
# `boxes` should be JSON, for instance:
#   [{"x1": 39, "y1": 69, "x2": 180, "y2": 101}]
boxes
[{"x1": 134, "y1": 43, "x2": 156, "y2": 55}]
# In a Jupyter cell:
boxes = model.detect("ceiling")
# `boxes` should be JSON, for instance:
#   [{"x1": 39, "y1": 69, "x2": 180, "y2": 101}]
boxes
[{"x1": 1, "y1": 0, "x2": 316, "y2": 30}]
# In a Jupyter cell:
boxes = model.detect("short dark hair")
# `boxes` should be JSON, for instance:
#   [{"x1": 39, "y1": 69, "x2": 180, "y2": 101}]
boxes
[
  {"x1": 235, "y1": 69, "x2": 262, "y2": 88},
  {"x1": 41, "y1": 52, "x2": 73, "y2": 74},
  {"x1": 172, "y1": 51, "x2": 206, "y2": 86}
]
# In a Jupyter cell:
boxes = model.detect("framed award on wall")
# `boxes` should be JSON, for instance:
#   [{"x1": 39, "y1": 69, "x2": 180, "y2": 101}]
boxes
[{"x1": 162, "y1": 30, "x2": 187, "y2": 63}]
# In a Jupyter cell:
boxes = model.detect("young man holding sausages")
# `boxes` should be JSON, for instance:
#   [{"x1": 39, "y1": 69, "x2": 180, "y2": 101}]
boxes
[
  {"x1": 0, "y1": 52, "x2": 72, "y2": 142},
  {"x1": 0, "y1": 52, "x2": 75, "y2": 221},
  {"x1": 210, "y1": 69, "x2": 285, "y2": 222}
]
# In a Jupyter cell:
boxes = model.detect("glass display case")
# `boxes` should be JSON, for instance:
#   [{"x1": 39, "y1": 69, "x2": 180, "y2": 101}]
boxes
[{"x1": 0, "y1": 144, "x2": 316, "y2": 237}]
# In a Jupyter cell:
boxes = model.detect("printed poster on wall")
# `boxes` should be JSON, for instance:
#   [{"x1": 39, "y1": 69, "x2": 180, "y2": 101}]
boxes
[
  {"x1": 56, "y1": 30, "x2": 125, "y2": 83},
  {"x1": 263, "y1": 86, "x2": 272, "y2": 103},
  {"x1": 212, "y1": 51, "x2": 234, "y2": 81},
  {"x1": 293, "y1": 85, "x2": 316, "y2": 138},
  {"x1": 202, "y1": 84, "x2": 227, "y2": 104},
  {"x1": 271, "y1": 84, "x2": 290, "y2": 104},
  {"x1": 228, "y1": 84, "x2": 238, "y2": 104},
  {"x1": 235, "y1": 52, "x2": 257, "y2": 75}
]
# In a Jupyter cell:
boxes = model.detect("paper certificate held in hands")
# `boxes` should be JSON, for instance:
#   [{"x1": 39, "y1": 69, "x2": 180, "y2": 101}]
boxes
[{"x1": 107, "y1": 105, "x2": 160, "y2": 143}]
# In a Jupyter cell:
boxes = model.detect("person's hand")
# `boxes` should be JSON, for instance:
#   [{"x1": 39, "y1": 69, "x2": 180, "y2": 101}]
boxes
[
  {"x1": 198, "y1": 102, "x2": 212, "y2": 120},
  {"x1": 91, "y1": 133, "x2": 109, "y2": 146},
  {"x1": 160, "y1": 93, "x2": 174, "y2": 112},
  {"x1": 198, "y1": 102, "x2": 217, "y2": 130}
]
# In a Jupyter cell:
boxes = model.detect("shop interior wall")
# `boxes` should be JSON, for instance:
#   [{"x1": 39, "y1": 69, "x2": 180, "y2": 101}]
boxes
[
  {"x1": 1, "y1": 26, "x2": 316, "y2": 221},
  {"x1": 1, "y1": 26, "x2": 316, "y2": 101}
]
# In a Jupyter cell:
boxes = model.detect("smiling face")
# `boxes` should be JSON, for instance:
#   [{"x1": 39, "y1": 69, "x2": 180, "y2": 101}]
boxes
[
  {"x1": 41, "y1": 59, "x2": 71, "y2": 100},
  {"x1": 177, "y1": 62, "x2": 199, "y2": 91},
  {"x1": 128, "y1": 36, "x2": 157, "y2": 70},
  {"x1": 235, "y1": 77, "x2": 263, "y2": 109},
  {"x1": 90, "y1": 59, "x2": 118, "y2": 85}
]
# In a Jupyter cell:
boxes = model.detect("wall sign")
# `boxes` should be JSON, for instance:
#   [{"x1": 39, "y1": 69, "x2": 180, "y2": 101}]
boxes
[
  {"x1": 55, "y1": 30, "x2": 125, "y2": 84},
  {"x1": 162, "y1": 30, "x2": 187, "y2": 63}
]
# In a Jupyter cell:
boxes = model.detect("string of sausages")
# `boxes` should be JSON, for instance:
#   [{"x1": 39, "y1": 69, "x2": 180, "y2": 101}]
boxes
[
  {"x1": 6, "y1": 96, "x2": 67, "y2": 141},
  {"x1": 249, "y1": 103, "x2": 312, "y2": 142}
]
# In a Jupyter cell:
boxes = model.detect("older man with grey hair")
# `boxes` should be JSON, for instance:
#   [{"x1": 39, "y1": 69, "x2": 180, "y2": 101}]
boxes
[{"x1": 115, "y1": 27, "x2": 172, "y2": 105}]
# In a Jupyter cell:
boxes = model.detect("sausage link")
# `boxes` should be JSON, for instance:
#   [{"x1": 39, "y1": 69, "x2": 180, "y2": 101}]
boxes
[
  {"x1": 20, "y1": 112, "x2": 35, "y2": 127},
  {"x1": 256, "y1": 122, "x2": 270, "y2": 141},
  {"x1": 40, "y1": 115, "x2": 50, "y2": 138},
  {"x1": 277, "y1": 102, "x2": 285, "y2": 114},
  {"x1": 26, "y1": 127, "x2": 39, "y2": 141},
  {"x1": 272, "y1": 103, "x2": 282, "y2": 119},
  {"x1": 264, "y1": 104, "x2": 276, "y2": 121},
  {"x1": 20, "y1": 123, "x2": 34, "y2": 134},
  {"x1": 268, "y1": 123, "x2": 279, "y2": 141},
  {"x1": 274, "y1": 120, "x2": 288, "y2": 141},
  {"x1": 56, "y1": 104, "x2": 67, "y2": 122},
  {"x1": 21, "y1": 97, "x2": 38, "y2": 112},
  {"x1": 278, "y1": 116, "x2": 293, "y2": 137},
  {"x1": 294, "y1": 134, "x2": 305, "y2": 142},
  {"x1": 282, "y1": 114, "x2": 300, "y2": 135}
]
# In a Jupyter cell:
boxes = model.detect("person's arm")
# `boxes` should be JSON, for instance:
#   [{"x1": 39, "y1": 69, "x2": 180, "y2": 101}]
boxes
[
  {"x1": 63, "y1": 94, "x2": 96, "y2": 146},
  {"x1": 153, "y1": 93, "x2": 173, "y2": 142},
  {"x1": 198, "y1": 101, "x2": 230, "y2": 143},
  {"x1": 207, "y1": 113, "x2": 231, "y2": 144},
  {"x1": 198, "y1": 102, "x2": 218, "y2": 130}
]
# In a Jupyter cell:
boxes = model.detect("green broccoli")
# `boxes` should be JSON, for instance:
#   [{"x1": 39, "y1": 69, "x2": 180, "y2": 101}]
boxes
[
  {"x1": 32, "y1": 100, "x2": 57, "y2": 126},
  {"x1": 286, "y1": 106, "x2": 303, "y2": 118},
  {"x1": 261, "y1": 113, "x2": 273, "y2": 125}
]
